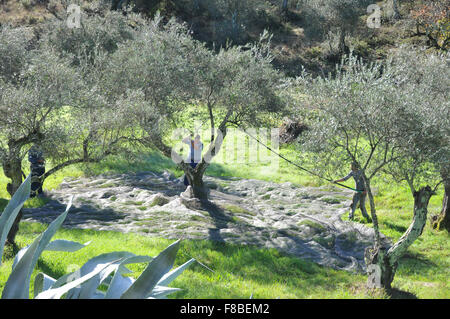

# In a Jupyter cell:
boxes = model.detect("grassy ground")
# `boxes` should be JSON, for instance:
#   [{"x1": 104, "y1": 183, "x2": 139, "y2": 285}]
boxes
[
  {"x1": 0, "y1": 142, "x2": 448, "y2": 299},
  {"x1": 1, "y1": 222, "x2": 371, "y2": 299}
]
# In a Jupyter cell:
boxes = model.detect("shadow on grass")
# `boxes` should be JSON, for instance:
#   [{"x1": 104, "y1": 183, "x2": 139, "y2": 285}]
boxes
[
  {"x1": 0, "y1": 198, "x2": 8, "y2": 212},
  {"x1": 1, "y1": 241, "x2": 20, "y2": 262},
  {"x1": 384, "y1": 220, "x2": 408, "y2": 234},
  {"x1": 173, "y1": 239, "x2": 350, "y2": 299},
  {"x1": 79, "y1": 151, "x2": 180, "y2": 177},
  {"x1": 22, "y1": 200, "x2": 127, "y2": 227},
  {"x1": 389, "y1": 288, "x2": 418, "y2": 299},
  {"x1": 397, "y1": 252, "x2": 437, "y2": 275},
  {"x1": 183, "y1": 199, "x2": 237, "y2": 243},
  {"x1": 36, "y1": 259, "x2": 67, "y2": 285}
]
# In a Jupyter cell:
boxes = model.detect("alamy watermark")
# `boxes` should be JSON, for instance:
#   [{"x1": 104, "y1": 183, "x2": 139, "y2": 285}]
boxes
[
  {"x1": 66, "y1": 3, "x2": 382, "y2": 30},
  {"x1": 66, "y1": 264, "x2": 82, "y2": 288},
  {"x1": 66, "y1": 4, "x2": 81, "y2": 29},
  {"x1": 367, "y1": 264, "x2": 382, "y2": 288},
  {"x1": 171, "y1": 125, "x2": 280, "y2": 171},
  {"x1": 367, "y1": 4, "x2": 382, "y2": 29}
]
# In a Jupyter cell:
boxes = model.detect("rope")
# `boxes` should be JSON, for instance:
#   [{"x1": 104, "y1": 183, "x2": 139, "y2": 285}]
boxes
[{"x1": 239, "y1": 127, "x2": 362, "y2": 193}]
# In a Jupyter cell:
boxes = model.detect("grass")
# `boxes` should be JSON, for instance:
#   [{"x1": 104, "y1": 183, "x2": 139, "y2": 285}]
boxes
[
  {"x1": 0, "y1": 141, "x2": 449, "y2": 298},
  {"x1": 0, "y1": 222, "x2": 370, "y2": 299}
]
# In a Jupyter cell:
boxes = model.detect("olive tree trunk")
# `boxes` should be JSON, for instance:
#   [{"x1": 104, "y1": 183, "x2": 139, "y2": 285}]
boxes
[
  {"x1": 2, "y1": 147, "x2": 24, "y2": 245},
  {"x1": 392, "y1": 0, "x2": 400, "y2": 19},
  {"x1": 365, "y1": 186, "x2": 433, "y2": 291},
  {"x1": 184, "y1": 167, "x2": 209, "y2": 200},
  {"x1": 282, "y1": 0, "x2": 288, "y2": 12},
  {"x1": 338, "y1": 29, "x2": 349, "y2": 55},
  {"x1": 181, "y1": 110, "x2": 230, "y2": 201},
  {"x1": 432, "y1": 168, "x2": 450, "y2": 231},
  {"x1": 362, "y1": 172, "x2": 381, "y2": 247},
  {"x1": 434, "y1": 186, "x2": 450, "y2": 231}
]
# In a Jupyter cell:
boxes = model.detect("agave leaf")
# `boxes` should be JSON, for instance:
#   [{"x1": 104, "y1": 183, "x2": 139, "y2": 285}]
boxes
[
  {"x1": 104, "y1": 255, "x2": 152, "y2": 299},
  {"x1": 116, "y1": 263, "x2": 133, "y2": 275},
  {"x1": 45, "y1": 240, "x2": 91, "y2": 252},
  {"x1": 51, "y1": 251, "x2": 137, "y2": 289},
  {"x1": 119, "y1": 255, "x2": 153, "y2": 268},
  {"x1": 12, "y1": 245, "x2": 30, "y2": 270},
  {"x1": 0, "y1": 175, "x2": 31, "y2": 265},
  {"x1": 1, "y1": 196, "x2": 73, "y2": 299},
  {"x1": 91, "y1": 290, "x2": 106, "y2": 299},
  {"x1": 120, "y1": 240, "x2": 181, "y2": 299},
  {"x1": 147, "y1": 285, "x2": 182, "y2": 299},
  {"x1": 104, "y1": 273, "x2": 135, "y2": 299},
  {"x1": 52, "y1": 251, "x2": 137, "y2": 299},
  {"x1": 157, "y1": 258, "x2": 196, "y2": 287},
  {"x1": 12, "y1": 240, "x2": 90, "y2": 270},
  {"x1": 35, "y1": 259, "x2": 120, "y2": 299},
  {"x1": 34, "y1": 273, "x2": 56, "y2": 298},
  {"x1": 78, "y1": 261, "x2": 125, "y2": 299}
]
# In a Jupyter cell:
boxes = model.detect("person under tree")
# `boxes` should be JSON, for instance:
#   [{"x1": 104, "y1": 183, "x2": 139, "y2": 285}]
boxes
[
  {"x1": 182, "y1": 133, "x2": 203, "y2": 187},
  {"x1": 28, "y1": 144, "x2": 45, "y2": 198},
  {"x1": 334, "y1": 162, "x2": 371, "y2": 221}
]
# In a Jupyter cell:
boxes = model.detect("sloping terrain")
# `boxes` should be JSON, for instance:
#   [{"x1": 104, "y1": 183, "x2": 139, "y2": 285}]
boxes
[{"x1": 0, "y1": 0, "x2": 435, "y2": 77}]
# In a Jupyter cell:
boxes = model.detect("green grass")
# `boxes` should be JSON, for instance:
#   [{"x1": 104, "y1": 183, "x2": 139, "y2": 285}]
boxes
[
  {"x1": 0, "y1": 222, "x2": 370, "y2": 299},
  {"x1": 0, "y1": 141, "x2": 449, "y2": 298}
]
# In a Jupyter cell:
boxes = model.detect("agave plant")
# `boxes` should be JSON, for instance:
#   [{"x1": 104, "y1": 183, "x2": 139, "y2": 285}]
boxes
[{"x1": 0, "y1": 175, "x2": 195, "y2": 299}]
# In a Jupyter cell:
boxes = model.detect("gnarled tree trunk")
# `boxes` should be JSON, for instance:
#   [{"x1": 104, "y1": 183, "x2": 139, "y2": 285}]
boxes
[
  {"x1": 2, "y1": 147, "x2": 24, "y2": 245},
  {"x1": 184, "y1": 166, "x2": 209, "y2": 200},
  {"x1": 338, "y1": 29, "x2": 349, "y2": 55},
  {"x1": 365, "y1": 186, "x2": 433, "y2": 291},
  {"x1": 392, "y1": 0, "x2": 400, "y2": 19},
  {"x1": 432, "y1": 167, "x2": 450, "y2": 231},
  {"x1": 282, "y1": 0, "x2": 288, "y2": 12}
]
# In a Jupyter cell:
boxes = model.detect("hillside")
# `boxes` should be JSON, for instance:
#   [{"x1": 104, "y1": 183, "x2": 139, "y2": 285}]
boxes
[{"x1": 0, "y1": 0, "x2": 446, "y2": 76}]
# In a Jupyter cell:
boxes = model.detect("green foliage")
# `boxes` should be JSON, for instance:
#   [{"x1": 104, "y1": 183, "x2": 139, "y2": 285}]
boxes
[
  {"x1": 304, "y1": 46, "x2": 323, "y2": 59},
  {"x1": 294, "y1": 48, "x2": 448, "y2": 192},
  {"x1": 297, "y1": 0, "x2": 372, "y2": 41},
  {"x1": 175, "y1": 0, "x2": 271, "y2": 44},
  {"x1": 0, "y1": 178, "x2": 194, "y2": 299}
]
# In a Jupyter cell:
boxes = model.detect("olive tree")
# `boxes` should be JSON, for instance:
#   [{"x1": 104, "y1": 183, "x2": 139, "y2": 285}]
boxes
[
  {"x1": 0, "y1": 10, "x2": 140, "y2": 244},
  {"x1": 37, "y1": 10, "x2": 141, "y2": 179},
  {"x1": 295, "y1": 54, "x2": 403, "y2": 248},
  {"x1": 363, "y1": 48, "x2": 449, "y2": 289},
  {"x1": 383, "y1": 49, "x2": 450, "y2": 232},
  {"x1": 105, "y1": 18, "x2": 285, "y2": 200},
  {"x1": 300, "y1": 0, "x2": 372, "y2": 53},
  {"x1": 0, "y1": 25, "x2": 81, "y2": 244},
  {"x1": 294, "y1": 48, "x2": 448, "y2": 291},
  {"x1": 180, "y1": 32, "x2": 285, "y2": 199}
]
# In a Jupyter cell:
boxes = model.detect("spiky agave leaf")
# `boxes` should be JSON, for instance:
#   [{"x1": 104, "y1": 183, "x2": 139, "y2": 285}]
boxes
[
  {"x1": 2, "y1": 196, "x2": 73, "y2": 299},
  {"x1": 120, "y1": 239, "x2": 181, "y2": 299},
  {"x1": 0, "y1": 175, "x2": 31, "y2": 265},
  {"x1": 35, "y1": 259, "x2": 120, "y2": 299},
  {"x1": 13, "y1": 239, "x2": 90, "y2": 270}
]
